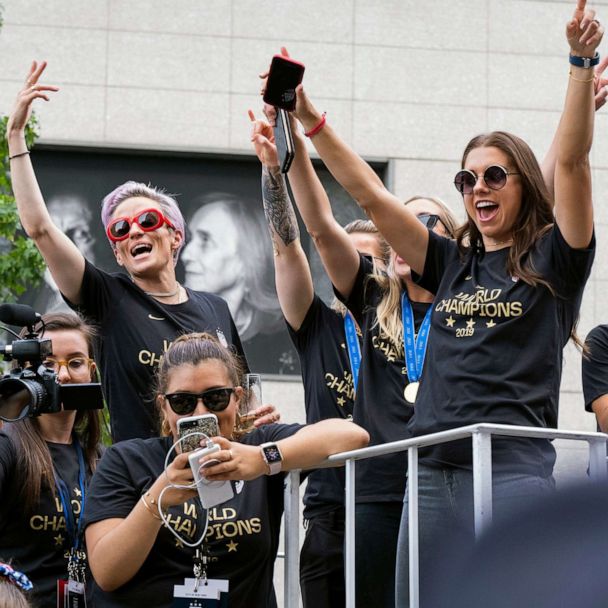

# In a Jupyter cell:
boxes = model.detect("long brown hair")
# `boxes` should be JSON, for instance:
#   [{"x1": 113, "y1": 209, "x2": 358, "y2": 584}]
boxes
[
  {"x1": 3, "y1": 313, "x2": 101, "y2": 513},
  {"x1": 456, "y1": 131, "x2": 555, "y2": 292}
]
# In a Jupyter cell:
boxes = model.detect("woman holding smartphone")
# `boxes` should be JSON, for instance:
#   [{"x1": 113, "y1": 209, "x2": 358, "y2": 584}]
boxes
[
  {"x1": 0, "y1": 312, "x2": 101, "y2": 606},
  {"x1": 84, "y1": 332, "x2": 369, "y2": 607},
  {"x1": 289, "y1": 1, "x2": 601, "y2": 604}
]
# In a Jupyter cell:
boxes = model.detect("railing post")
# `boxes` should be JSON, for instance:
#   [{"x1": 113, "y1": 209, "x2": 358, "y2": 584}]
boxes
[
  {"x1": 408, "y1": 447, "x2": 419, "y2": 608},
  {"x1": 284, "y1": 470, "x2": 301, "y2": 608},
  {"x1": 345, "y1": 459, "x2": 356, "y2": 608},
  {"x1": 588, "y1": 438, "x2": 608, "y2": 482},
  {"x1": 472, "y1": 429, "x2": 493, "y2": 537}
]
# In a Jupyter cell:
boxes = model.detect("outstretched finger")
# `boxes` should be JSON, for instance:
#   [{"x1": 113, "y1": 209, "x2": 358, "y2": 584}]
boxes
[
  {"x1": 575, "y1": 0, "x2": 587, "y2": 21},
  {"x1": 248, "y1": 109, "x2": 256, "y2": 122},
  {"x1": 280, "y1": 46, "x2": 290, "y2": 58}
]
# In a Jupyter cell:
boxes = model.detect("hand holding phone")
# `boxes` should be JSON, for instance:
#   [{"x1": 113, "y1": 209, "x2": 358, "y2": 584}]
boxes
[
  {"x1": 273, "y1": 109, "x2": 295, "y2": 174},
  {"x1": 263, "y1": 55, "x2": 305, "y2": 112},
  {"x1": 176, "y1": 414, "x2": 219, "y2": 453}
]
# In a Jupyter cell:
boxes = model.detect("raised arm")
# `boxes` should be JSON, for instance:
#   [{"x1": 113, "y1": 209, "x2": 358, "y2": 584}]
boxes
[
  {"x1": 249, "y1": 111, "x2": 314, "y2": 329},
  {"x1": 554, "y1": 1, "x2": 603, "y2": 248},
  {"x1": 6, "y1": 61, "x2": 85, "y2": 303},
  {"x1": 292, "y1": 87, "x2": 430, "y2": 276},
  {"x1": 541, "y1": 54, "x2": 608, "y2": 202}
]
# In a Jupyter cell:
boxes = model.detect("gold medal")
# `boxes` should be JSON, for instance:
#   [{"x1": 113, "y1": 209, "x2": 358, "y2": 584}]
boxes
[{"x1": 404, "y1": 382, "x2": 419, "y2": 405}]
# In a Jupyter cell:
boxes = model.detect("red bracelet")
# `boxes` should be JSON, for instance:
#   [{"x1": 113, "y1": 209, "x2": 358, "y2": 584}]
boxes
[{"x1": 304, "y1": 112, "x2": 327, "y2": 138}]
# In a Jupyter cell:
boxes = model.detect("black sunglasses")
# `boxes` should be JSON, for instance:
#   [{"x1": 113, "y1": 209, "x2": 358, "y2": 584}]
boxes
[
  {"x1": 164, "y1": 387, "x2": 235, "y2": 415},
  {"x1": 417, "y1": 214, "x2": 440, "y2": 229},
  {"x1": 454, "y1": 165, "x2": 519, "y2": 195}
]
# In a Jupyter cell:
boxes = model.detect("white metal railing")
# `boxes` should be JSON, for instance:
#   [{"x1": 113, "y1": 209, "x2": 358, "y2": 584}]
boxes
[{"x1": 282, "y1": 423, "x2": 608, "y2": 608}]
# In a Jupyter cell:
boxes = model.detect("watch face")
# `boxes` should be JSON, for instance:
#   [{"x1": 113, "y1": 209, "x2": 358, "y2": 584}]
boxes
[{"x1": 264, "y1": 445, "x2": 282, "y2": 463}]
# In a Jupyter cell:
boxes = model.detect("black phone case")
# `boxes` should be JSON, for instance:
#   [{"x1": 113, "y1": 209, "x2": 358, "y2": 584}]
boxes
[{"x1": 274, "y1": 109, "x2": 295, "y2": 174}]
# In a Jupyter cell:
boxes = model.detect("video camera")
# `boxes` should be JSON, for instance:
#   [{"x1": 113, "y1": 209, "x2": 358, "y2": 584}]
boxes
[{"x1": 0, "y1": 304, "x2": 103, "y2": 422}]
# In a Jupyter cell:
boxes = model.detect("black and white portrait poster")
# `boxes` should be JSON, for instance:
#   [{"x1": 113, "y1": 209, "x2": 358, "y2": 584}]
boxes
[{"x1": 19, "y1": 147, "x2": 385, "y2": 376}]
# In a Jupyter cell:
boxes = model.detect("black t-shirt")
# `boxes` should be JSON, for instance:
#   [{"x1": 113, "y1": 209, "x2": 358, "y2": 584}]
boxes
[
  {"x1": 83, "y1": 424, "x2": 301, "y2": 608},
  {"x1": 68, "y1": 261, "x2": 247, "y2": 442},
  {"x1": 0, "y1": 432, "x2": 89, "y2": 606},
  {"x1": 287, "y1": 295, "x2": 355, "y2": 518},
  {"x1": 337, "y1": 255, "x2": 430, "y2": 503},
  {"x1": 582, "y1": 325, "x2": 608, "y2": 412},
  {"x1": 411, "y1": 224, "x2": 595, "y2": 476}
]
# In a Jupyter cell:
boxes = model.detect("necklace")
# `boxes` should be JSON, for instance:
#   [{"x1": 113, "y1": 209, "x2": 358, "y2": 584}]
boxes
[
  {"x1": 485, "y1": 237, "x2": 513, "y2": 249},
  {"x1": 144, "y1": 283, "x2": 180, "y2": 298}
]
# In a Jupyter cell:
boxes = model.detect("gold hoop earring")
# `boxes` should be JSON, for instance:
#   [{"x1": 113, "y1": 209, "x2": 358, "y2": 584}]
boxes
[{"x1": 161, "y1": 417, "x2": 171, "y2": 436}]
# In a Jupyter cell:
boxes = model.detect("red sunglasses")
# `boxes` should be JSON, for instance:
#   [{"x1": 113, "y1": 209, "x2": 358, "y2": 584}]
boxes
[{"x1": 106, "y1": 208, "x2": 175, "y2": 242}]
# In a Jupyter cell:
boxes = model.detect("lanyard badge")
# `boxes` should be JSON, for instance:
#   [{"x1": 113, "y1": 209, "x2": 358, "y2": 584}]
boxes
[
  {"x1": 55, "y1": 438, "x2": 88, "y2": 606},
  {"x1": 401, "y1": 292, "x2": 432, "y2": 404}
]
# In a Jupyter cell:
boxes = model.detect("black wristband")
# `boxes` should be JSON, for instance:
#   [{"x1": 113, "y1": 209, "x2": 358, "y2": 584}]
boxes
[
  {"x1": 569, "y1": 52, "x2": 600, "y2": 68},
  {"x1": 8, "y1": 151, "x2": 30, "y2": 161}
]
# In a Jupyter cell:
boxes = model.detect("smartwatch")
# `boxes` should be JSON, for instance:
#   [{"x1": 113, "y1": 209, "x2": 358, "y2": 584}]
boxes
[{"x1": 260, "y1": 442, "x2": 283, "y2": 475}]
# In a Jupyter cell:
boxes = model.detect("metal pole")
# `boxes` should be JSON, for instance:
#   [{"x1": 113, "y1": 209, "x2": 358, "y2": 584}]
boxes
[
  {"x1": 472, "y1": 430, "x2": 493, "y2": 537},
  {"x1": 284, "y1": 470, "x2": 301, "y2": 608},
  {"x1": 345, "y1": 459, "x2": 356, "y2": 608},
  {"x1": 588, "y1": 439, "x2": 608, "y2": 482},
  {"x1": 408, "y1": 447, "x2": 419, "y2": 608}
]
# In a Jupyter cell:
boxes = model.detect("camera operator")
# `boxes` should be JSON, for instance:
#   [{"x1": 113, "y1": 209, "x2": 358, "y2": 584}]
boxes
[
  {"x1": 84, "y1": 332, "x2": 368, "y2": 607},
  {"x1": 0, "y1": 312, "x2": 101, "y2": 606}
]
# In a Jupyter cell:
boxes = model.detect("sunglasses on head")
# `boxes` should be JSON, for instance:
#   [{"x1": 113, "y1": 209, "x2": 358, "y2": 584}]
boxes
[
  {"x1": 417, "y1": 214, "x2": 441, "y2": 229},
  {"x1": 164, "y1": 387, "x2": 235, "y2": 415},
  {"x1": 453, "y1": 165, "x2": 519, "y2": 195},
  {"x1": 106, "y1": 208, "x2": 175, "y2": 242}
]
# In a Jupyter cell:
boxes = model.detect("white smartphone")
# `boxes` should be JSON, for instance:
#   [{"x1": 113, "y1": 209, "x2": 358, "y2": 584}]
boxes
[
  {"x1": 176, "y1": 413, "x2": 219, "y2": 453},
  {"x1": 189, "y1": 443, "x2": 234, "y2": 508}
]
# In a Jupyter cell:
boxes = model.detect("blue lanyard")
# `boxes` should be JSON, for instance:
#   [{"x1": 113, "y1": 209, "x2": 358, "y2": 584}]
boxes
[
  {"x1": 53, "y1": 437, "x2": 87, "y2": 552},
  {"x1": 343, "y1": 312, "x2": 362, "y2": 395},
  {"x1": 401, "y1": 292, "x2": 432, "y2": 384}
]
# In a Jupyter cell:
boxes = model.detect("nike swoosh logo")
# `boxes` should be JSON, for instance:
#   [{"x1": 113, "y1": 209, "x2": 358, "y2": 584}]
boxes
[{"x1": 148, "y1": 314, "x2": 166, "y2": 321}]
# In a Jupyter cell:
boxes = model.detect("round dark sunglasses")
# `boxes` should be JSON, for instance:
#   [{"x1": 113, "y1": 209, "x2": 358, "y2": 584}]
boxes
[
  {"x1": 106, "y1": 208, "x2": 175, "y2": 242},
  {"x1": 164, "y1": 387, "x2": 235, "y2": 415},
  {"x1": 453, "y1": 165, "x2": 519, "y2": 195}
]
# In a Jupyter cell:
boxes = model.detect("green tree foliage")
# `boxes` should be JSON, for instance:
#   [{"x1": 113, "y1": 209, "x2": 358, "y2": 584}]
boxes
[{"x1": 0, "y1": 115, "x2": 46, "y2": 303}]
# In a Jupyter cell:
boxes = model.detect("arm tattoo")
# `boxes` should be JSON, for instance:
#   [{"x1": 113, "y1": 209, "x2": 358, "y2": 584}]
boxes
[{"x1": 262, "y1": 165, "x2": 300, "y2": 248}]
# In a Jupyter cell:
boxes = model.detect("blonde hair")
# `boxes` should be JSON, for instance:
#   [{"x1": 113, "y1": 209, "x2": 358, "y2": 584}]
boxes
[
  {"x1": 331, "y1": 219, "x2": 389, "y2": 315},
  {"x1": 371, "y1": 196, "x2": 458, "y2": 351}
]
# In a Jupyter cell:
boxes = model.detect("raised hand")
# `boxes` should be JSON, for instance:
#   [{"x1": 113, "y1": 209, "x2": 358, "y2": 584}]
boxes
[
  {"x1": 249, "y1": 109, "x2": 279, "y2": 167},
  {"x1": 7, "y1": 61, "x2": 59, "y2": 136},
  {"x1": 567, "y1": 0, "x2": 604, "y2": 56},
  {"x1": 594, "y1": 56, "x2": 608, "y2": 109}
]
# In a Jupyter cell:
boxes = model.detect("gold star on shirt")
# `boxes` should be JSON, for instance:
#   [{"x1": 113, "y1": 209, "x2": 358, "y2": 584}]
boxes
[
  {"x1": 54, "y1": 534, "x2": 64, "y2": 546},
  {"x1": 74, "y1": 487, "x2": 82, "y2": 497},
  {"x1": 226, "y1": 541, "x2": 238, "y2": 552},
  {"x1": 175, "y1": 538, "x2": 184, "y2": 549},
  {"x1": 445, "y1": 316, "x2": 455, "y2": 328},
  {"x1": 466, "y1": 318, "x2": 476, "y2": 329},
  {"x1": 340, "y1": 343, "x2": 346, "y2": 349},
  {"x1": 486, "y1": 319, "x2": 496, "y2": 328},
  {"x1": 336, "y1": 396, "x2": 346, "y2": 407}
]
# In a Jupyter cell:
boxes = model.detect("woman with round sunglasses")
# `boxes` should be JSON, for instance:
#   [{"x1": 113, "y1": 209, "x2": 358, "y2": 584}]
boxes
[
  {"x1": 6, "y1": 62, "x2": 254, "y2": 442},
  {"x1": 252, "y1": 98, "x2": 457, "y2": 608},
  {"x1": 0, "y1": 312, "x2": 101, "y2": 606},
  {"x1": 288, "y1": 2, "x2": 601, "y2": 603},
  {"x1": 83, "y1": 332, "x2": 369, "y2": 607}
]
